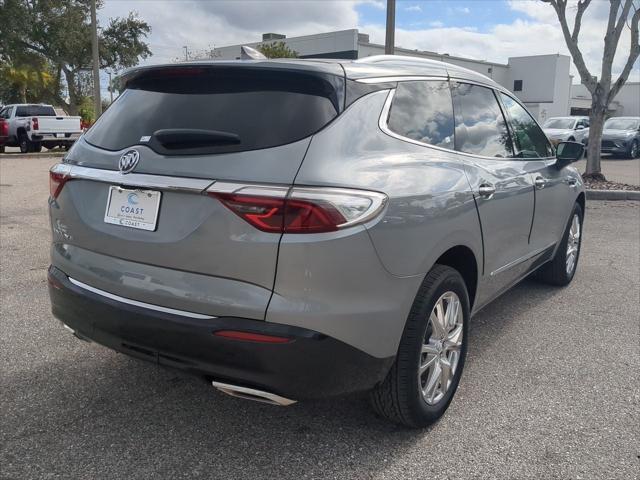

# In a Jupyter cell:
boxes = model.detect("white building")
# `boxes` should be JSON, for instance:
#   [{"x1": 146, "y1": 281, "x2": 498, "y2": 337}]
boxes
[{"x1": 210, "y1": 29, "x2": 639, "y2": 122}]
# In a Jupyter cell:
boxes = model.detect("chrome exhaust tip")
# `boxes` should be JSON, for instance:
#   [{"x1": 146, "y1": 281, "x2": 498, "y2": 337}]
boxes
[
  {"x1": 211, "y1": 380, "x2": 296, "y2": 406},
  {"x1": 61, "y1": 322, "x2": 91, "y2": 343}
]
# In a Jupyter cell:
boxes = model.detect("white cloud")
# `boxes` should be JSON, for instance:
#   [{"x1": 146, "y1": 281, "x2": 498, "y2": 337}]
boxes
[
  {"x1": 456, "y1": 6, "x2": 471, "y2": 15},
  {"x1": 99, "y1": 0, "x2": 362, "y2": 64},
  {"x1": 98, "y1": 0, "x2": 639, "y2": 83},
  {"x1": 405, "y1": 5, "x2": 422, "y2": 13}
]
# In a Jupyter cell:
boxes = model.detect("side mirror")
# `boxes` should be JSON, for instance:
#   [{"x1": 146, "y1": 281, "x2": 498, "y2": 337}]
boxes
[
  {"x1": 575, "y1": 124, "x2": 585, "y2": 130},
  {"x1": 556, "y1": 141, "x2": 584, "y2": 167}
]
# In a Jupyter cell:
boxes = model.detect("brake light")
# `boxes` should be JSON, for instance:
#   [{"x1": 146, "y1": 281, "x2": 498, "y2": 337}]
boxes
[
  {"x1": 0, "y1": 119, "x2": 8, "y2": 137},
  {"x1": 32, "y1": 117, "x2": 39, "y2": 130},
  {"x1": 49, "y1": 165, "x2": 72, "y2": 199},
  {"x1": 208, "y1": 186, "x2": 387, "y2": 234},
  {"x1": 213, "y1": 330, "x2": 292, "y2": 344}
]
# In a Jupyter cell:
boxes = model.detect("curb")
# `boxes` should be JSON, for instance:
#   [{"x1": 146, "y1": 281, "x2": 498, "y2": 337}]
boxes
[
  {"x1": 586, "y1": 189, "x2": 640, "y2": 201},
  {"x1": 0, "y1": 152, "x2": 65, "y2": 158}
]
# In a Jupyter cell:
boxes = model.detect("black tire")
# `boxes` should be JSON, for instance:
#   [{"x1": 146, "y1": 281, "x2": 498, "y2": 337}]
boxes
[
  {"x1": 19, "y1": 134, "x2": 30, "y2": 153},
  {"x1": 370, "y1": 265, "x2": 470, "y2": 428},
  {"x1": 0, "y1": 145, "x2": 4, "y2": 153},
  {"x1": 534, "y1": 202, "x2": 583, "y2": 286},
  {"x1": 32, "y1": 142, "x2": 42, "y2": 153},
  {"x1": 627, "y1": 140, "x2": 638, "y2": 159}
]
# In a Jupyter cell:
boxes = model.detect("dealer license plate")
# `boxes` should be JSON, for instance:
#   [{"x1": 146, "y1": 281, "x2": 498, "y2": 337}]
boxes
[{"x1": 104, "y1": 186, "x2": 161, "y2": 231}]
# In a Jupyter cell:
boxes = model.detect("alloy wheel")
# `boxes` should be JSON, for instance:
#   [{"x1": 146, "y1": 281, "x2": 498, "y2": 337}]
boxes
[
  {"x1": 419, "y1": 291, "x2": 463, "y2": 405},
  {"x1": 566, "y1": 214, "x2": 581, "y2": 275}
]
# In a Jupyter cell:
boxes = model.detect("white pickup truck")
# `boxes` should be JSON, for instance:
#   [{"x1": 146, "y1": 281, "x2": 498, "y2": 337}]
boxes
[{"x1": 0, "y1": 104, "x2": 82, "y2": 153}]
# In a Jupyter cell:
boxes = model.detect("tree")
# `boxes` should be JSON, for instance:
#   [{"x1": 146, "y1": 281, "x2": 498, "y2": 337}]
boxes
[
  {"x1": 257, "y1": 41, "x2": 298, "y2": 59},
  {"x1": 542, "y1": 0, "x2": 640, "y2": 180},
  {"x1": 0, "y1": 0, "x2": 151, "y2": 115},
  {"x1": 0, "y1": 58, "x2": 55, "y2": 104}
]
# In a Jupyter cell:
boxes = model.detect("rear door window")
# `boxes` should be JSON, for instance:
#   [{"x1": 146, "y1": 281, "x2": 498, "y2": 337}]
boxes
[
  {"x1": 387, "y1": 80, "x2": 455, "y2": 149},
  {"x1": 451, "y1": 83, "x2": 513, "y2": 158},
  {"x1": 15, "y1": 105, "x2": 56, "y2": 117},
  {"x1": 499, "y1": 93, "x2": 554, "y2": 158},
  {"x1": 0, "y1": 107, "x2": 13, "y2": 119},
  {"x1": 84, "y1": 67, "x2": 342, "y2": 155}
]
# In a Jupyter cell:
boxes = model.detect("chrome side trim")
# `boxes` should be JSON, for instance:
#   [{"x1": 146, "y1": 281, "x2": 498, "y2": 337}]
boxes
[
  {"x1": 50, "y1": 163, "x2": 215, "y2": 193},
  {"x1": 490, "y1": 243, "x2": 555, "y2": 277},
  {"x1": 211, "y1": 380, "x2": 297, "y2": 406},
  {"x1": 68, "y1": 277, "x2": 216, "y2": 319},
  {"x1": 378, "y1": 89, "x2": 556, "y2": 162}
]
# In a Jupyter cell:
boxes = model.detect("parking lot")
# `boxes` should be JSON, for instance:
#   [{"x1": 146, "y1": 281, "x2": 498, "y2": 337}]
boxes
[{"x1": 1, "y1": 154, "x2": 638, "y2": 479}]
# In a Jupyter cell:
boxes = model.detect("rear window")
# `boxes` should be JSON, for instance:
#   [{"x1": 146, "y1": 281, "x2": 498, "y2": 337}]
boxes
[
  {"x1": 85, "y1": 67, "x2": 343, "y2": 155},
  {"x1": 15, "y1": 105, "x2": 56, "y2": 117}
]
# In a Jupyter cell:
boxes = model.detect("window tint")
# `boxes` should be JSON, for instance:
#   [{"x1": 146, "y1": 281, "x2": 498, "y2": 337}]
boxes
[
  {"x1": 451, "y1": 83, "x2": 513, "y2": 158},
  {"x1": 15, "y1": 105, "x2": 56, "y2": 117},
  {"x1": 85, "y1": 67, "x2": 341, "y2": 155},
  {"x1": 387, "y1": 80, "x2": 454, "y2": 149},
  {"x1": 500, "y1": 93, "x2": 553, "y2": 158}
]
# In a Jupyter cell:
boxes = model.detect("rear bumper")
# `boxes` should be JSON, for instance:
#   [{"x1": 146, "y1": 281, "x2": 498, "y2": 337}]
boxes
[
  {"x1": 33, "y1": 133, "x2": 81, "y2": 143},
  {"x1": 48, "y1": 266, "x2": 393, "y2": 400}
]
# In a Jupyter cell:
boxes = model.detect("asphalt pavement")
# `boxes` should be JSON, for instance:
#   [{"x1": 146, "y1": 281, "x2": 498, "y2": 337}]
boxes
[{"x1": 1, "y1": 155, "x2": 638, "y2": 479}]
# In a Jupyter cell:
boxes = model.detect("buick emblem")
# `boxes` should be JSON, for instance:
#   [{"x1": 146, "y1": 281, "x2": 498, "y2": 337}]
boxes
[{"x1": 119, "y1": 149, "x2": 139, "y2": 174}]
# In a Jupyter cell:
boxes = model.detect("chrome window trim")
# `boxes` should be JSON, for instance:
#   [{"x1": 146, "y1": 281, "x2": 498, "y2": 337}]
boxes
[
  {"x1": 378, "y1": 87, "x2": 556, "y2": 162},
  {"x1": 358, "y1": 75, "x2": 513, "y2": 95},
  {"x1": 68, "y1": 277, "x2": 216, "y2": 320}
]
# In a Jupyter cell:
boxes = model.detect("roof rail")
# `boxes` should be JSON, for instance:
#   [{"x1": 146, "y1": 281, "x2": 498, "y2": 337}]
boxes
[{"x1": 355, "y1": 54, "x2": 447, "y2": 67}]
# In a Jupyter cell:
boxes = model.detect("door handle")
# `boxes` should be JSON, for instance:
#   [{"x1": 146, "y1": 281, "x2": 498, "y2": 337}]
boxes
[
  {"x1": 534, "y1": 176, "x2": 546, "y2": 189},
  {"x1": 477, "y1": 183, "x2": 496, "y2": 199}
]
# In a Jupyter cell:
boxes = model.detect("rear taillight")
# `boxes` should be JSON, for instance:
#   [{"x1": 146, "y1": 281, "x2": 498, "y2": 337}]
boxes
[
  {"x1": 208, "y1": 185, "x2": 387, "y2": 234},
  {"x1": 0, "y1": 119, "x2": 8, "y2": 137},
  {"x1": 32, "y1": 117, "x2": 39, "y2": 130},
  {"x1": 49, "y1": 164, "x2": 72, "y2": 199}
]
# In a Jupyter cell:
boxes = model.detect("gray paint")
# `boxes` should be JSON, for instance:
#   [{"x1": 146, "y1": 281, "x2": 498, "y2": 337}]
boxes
[{"x1": 49, "y1": 56, "x2": 584, "y2": 360}]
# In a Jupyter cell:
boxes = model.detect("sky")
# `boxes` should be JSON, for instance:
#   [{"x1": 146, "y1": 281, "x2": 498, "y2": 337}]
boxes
[{"x1": 98, "y1": 0, "x2": 640, "y2": 86}]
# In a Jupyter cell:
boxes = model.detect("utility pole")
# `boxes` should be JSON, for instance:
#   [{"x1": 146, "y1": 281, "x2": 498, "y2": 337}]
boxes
[
  {"x1": 107, "y1": 71, "x2": 113, "y2": 104},
  {"x1": 183, "y1": 46, "x2": 189, "y2": 61},
  {"x1": 385, "y1": 0, "x2": 396, "y2": 55},
  {"x1": 90, "y1": 0, "x2": 101, "y2": 117}
]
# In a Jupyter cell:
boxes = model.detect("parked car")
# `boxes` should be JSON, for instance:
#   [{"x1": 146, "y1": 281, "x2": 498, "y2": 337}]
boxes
[
  {"x1": 600, "y1": 116, "x2": 640, "y2": 158},
  {"x1": 0, "y1": 104, "x2": 82, "y2": 153},
  {"x1": 542, "y1": 116, "x2": 590, "y2": 145},
  {"x1": 47, "y1": 56, "x2": 585, "y2": 428}
]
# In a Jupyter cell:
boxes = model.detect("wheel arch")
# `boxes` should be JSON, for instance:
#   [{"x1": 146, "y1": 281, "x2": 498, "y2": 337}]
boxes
[{"x1": 434, "y1": 245, "x2": 478, "y2": 310}]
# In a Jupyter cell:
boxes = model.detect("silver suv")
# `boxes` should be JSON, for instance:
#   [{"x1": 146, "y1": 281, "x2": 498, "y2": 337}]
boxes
[{"x1": 48, "y1": 56, "x2": 585, "y2": 428}]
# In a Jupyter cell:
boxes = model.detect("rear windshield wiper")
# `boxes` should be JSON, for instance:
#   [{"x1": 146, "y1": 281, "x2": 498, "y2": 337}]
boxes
[{"x1": 153, "y1": 129, "x2": 241, "y2": 149}]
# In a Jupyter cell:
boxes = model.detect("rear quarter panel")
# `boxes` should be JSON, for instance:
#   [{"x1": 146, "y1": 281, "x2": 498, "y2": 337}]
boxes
[
  {"x1": 294, "y1": 89, "x2": 483, "y2": 279},
  {"x1": 267, "y1": 89, "x2": 483, "y2": 357}
]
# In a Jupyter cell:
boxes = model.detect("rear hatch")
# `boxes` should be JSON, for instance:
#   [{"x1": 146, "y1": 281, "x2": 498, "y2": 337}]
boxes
[{"x1": 50, "y1": 62, "x2": 345, "y2": 319}]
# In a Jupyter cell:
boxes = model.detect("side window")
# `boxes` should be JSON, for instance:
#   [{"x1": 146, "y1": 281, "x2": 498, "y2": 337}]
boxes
[
  {"x1": 387, "y1": 80, "x2": 454, "y2": 150},
  {"x1": 0, "y1": 107, "x2": 12, "y2": 119},
  {"x1": 500, "y1": 93, "x2": 553, "y2": 158},
  {"x1": 451, "y1": 82, "x2": 513, "y2": 158}
]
